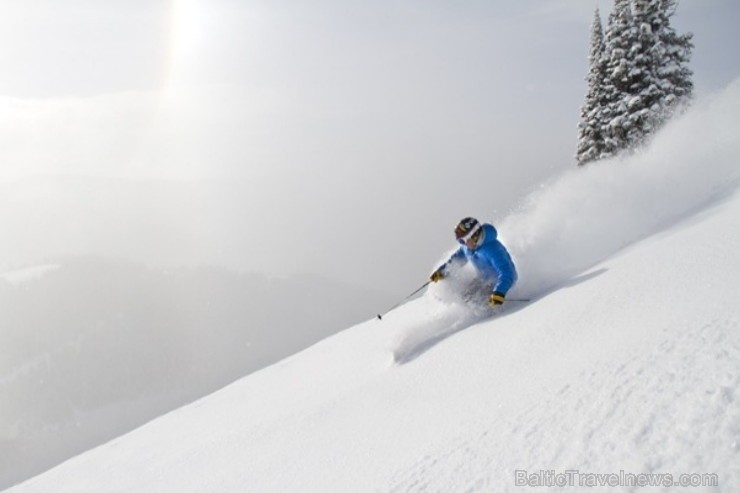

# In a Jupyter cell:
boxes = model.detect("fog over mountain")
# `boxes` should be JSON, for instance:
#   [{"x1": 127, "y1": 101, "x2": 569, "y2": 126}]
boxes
[{"x1": 0, "y1": 257, "x2": 392, "y2": 488}]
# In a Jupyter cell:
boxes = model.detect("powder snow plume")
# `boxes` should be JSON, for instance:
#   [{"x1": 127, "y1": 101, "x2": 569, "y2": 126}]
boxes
[{"x1": 501, "y1": 78, "x2": 740, "y2": 298}]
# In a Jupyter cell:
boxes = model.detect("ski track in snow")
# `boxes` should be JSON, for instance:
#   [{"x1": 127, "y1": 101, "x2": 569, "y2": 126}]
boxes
[
  {"x1": 387, "y1": 265, "x2": 518, "y2": 364},
  {"x1": 387, "y1": 299, "x2": 481, "y2": 365}
]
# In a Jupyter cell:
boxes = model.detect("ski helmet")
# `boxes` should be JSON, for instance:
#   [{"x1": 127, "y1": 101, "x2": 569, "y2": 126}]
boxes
[{"x1": 455, "y1": 217, "x2": 481, "y2": 243}]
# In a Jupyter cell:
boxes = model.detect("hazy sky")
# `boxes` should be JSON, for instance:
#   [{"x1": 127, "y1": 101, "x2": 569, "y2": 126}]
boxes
[{"x1": 1, "y1": 0, "x2": 738, "y2": 294}]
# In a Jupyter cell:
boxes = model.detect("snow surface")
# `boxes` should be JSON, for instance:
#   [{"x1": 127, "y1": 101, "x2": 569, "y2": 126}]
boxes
[
  {"x1": 0, "y1": 261, "x2": 394, "y2": 489},
  {"x1": 7, "y1": 80, "x2": 740, "y2": 492}
]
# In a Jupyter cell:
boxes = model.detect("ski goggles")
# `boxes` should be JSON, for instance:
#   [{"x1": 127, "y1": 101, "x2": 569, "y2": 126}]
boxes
[{"x1": 457, "y1": 225, "x2": 482, "y2": 245}]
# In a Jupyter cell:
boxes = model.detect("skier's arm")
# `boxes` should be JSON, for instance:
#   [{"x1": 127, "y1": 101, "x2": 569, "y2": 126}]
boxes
[
  {"x1": 488, "y1": 256, "x2": 516, "y2": 296},
  {"x1": 492, "y1": 266, "x2": 515, "y2": 294},
  {"x1": 430, "y1": 247, "x2": 466, "y2": 282}
]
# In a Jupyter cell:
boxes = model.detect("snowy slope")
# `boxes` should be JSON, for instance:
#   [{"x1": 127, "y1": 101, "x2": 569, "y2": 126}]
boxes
[
  {"x1": 0, "y1": 259, "x2": 395, "y2": 490},
  {"x1": 8, "y1": 82, "x2": 740, "y2": 492}
]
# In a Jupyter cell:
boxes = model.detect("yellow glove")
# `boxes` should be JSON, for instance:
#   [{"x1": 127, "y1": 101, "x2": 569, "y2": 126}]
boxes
[
  {"x1": 430, "y1": 269, "x2": 445, "y2": 283},
  {"x1": 488, "y1": 292, "x2": 505, "y2": 307}
]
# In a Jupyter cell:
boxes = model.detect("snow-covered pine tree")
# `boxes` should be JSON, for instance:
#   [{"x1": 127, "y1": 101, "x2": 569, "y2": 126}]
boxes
[
  {"x1": 600, "y1": 0, "x2": 640, "y2": 157},
  {"x1": 652, "y1": 0, "x2": 694, "y2": 117},
  {"x1": 576, "y1": 9, "x2": 609, "y2": 166},
  {"x1": 577, "y1": 0, "x2": 694, "y2": 165},
  {"x1": 619, "y1": 0, "x2": 664, "y2": 148}
]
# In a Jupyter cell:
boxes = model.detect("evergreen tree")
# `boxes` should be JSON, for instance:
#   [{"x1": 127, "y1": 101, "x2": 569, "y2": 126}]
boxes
[
  {"x1": 652, "y1": 0, "x2": 694, "y2": 116},
  {"x1": 576, "y1": 9, "x2": 609, "y2": 165},
  {"x1": 601, "y1": 0, "x2": 640, "y2": 156},
  {"x1": 620, "y1": 0, "x2": 664, "y2": 148},
  {"x1": 576, "y1": 0, "x2": 693, "y2": 165}
]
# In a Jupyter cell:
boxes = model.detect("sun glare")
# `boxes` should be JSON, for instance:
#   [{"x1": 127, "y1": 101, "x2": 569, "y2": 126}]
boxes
[{"x1": 167, "y1": 0, "x2": 206, "y2": 85}]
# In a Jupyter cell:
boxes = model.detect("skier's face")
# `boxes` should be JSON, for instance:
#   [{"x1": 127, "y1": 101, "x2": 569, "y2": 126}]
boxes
[
  {"x1": 458, "y1": 228, "x2": 482, "y2": 250},
  {"x1": 458, "y1": 235, "x2": 477, "y2": 250}
]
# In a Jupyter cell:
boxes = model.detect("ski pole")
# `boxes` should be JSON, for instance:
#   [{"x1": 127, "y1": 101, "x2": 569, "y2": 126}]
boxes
[{"x1": 376, "y1": 281, "x2": 430, "y2": 320}]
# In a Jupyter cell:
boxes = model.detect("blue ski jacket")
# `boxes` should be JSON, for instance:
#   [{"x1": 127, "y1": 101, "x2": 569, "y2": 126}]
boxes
[{"x1": 441, "y1": 223, "x2": 518, "y2": 295}]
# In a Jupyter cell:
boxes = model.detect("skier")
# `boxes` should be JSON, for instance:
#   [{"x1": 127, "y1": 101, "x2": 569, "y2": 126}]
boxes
[{"x1": 430, "y1": 217, "x2": 517, "y2": 307}]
